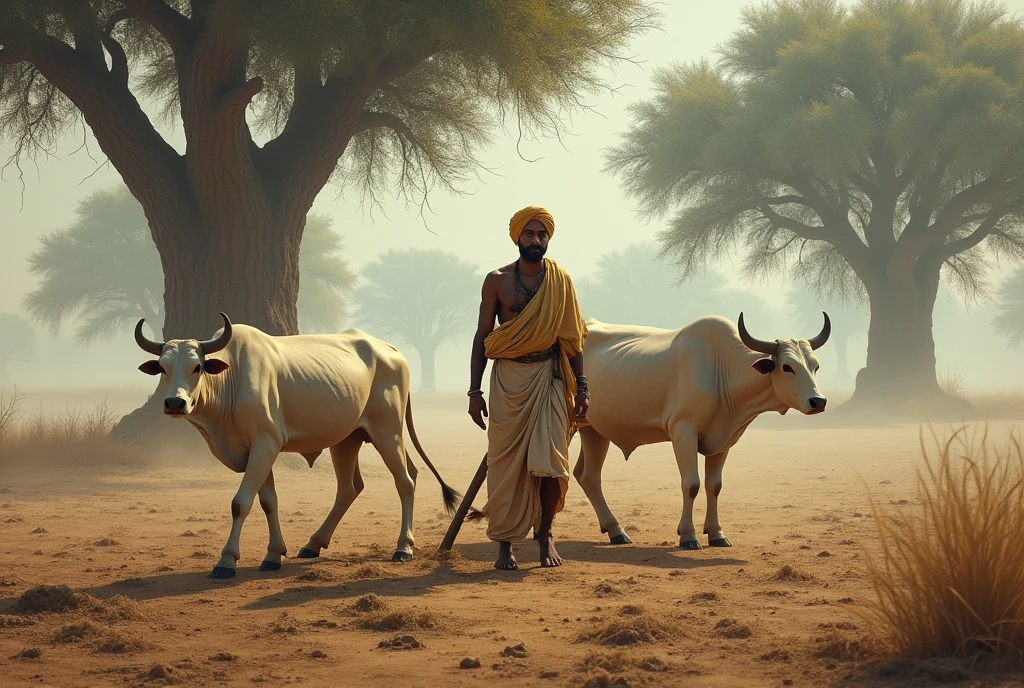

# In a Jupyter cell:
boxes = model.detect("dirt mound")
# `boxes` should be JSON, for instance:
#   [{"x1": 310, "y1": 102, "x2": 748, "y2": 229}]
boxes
[
  {"x1": 53, "y1": 620, "x2": 104, "y2": 643},
  {"x1": 773, "y1": 565, "x2": 815, "y2": 582},
  {"x1": 351, "y1": 564, "x2": 389, "y2": 580},
  {"x1": 812, "y1": 630, "x2": 871, "y2": 661},
  {"x1": 378, "y1": 634, "x2": 424, "y2": 650},
  {"x1": 296, "y1": 568, "x2": 337, "y2": 582},
  {"x1": 13, "y1": 585, "x2": 80, "y2": 614},
  {"x1": 579, "y1": 671, "x2": 633, "y2": 688},
  {"x1": 714, "y1": 619, "x2": 752, "y2": 639},
  {"x1": 348, "y1": 593, "x2": 389, "y2": 614},
  {"x1": 358, "y1": 609, "x2": 439, "y2": 633},
  {"x1": 577, "y1": 613, "x2": 675, "y2": 647}
]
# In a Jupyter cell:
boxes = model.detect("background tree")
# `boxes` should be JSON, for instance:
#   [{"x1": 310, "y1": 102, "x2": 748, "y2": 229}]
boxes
[
  {"x1": 0, "y1": 1, "x2": 656, "y2": 343},
  {"x1": 576, "y1": 242, "x2": 770, "y2": 329},
  {"x1": 0, "y1": 313, "x2": 35, "y2": 387},
  {"x1": 993, "y1": 266, "x2": 1024, "y2": 347},
  {"x1": 786, "y1": 283, "x2": 868, "y2": 385},
  {"x1": 22, "y1": 187, "x2": 356, "y2": 342},
  {"x1": 353, "y1": 249, "x2": 478, "y2": 394},
  {"x1": 605, "y1": 0, "x2": 1024, "y2": 410}
]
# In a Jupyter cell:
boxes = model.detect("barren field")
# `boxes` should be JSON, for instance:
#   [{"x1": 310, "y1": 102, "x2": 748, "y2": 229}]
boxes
[{"x1": 1, "y1": 395, "x2": 1022, "y2": 688}]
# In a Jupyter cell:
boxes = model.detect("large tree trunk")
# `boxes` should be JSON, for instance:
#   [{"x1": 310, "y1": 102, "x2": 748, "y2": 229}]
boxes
[
  {"x1": 111, "y1": 204, "x2": 306, "y2": 445},
  {"x1": 844, "y1": 263, "x2": 970, "y2": 417},
  {"x1": 415, "y1": 341, "x2": 439, "y2": 395}
]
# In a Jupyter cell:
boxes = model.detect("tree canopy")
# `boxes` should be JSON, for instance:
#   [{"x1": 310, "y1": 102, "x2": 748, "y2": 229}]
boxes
[
  {"x1": 353, "y1": 248, "x2": 479, "y2": 393},
  {"x1": 0, "y1": 1, "x2": 658, "y2": 208},
  {"x1": 575, "y1": 242, "x2": 769, "y2": 330},
  {"x1": 22, "y1": 186, "x2": 356, "y2": 342},
  {"x1": 993, "y1": 266, "x2": 1024, "y2": 347},
  {"x1": 604, "y1": 0, "x2": 1024, "y2": 405}
]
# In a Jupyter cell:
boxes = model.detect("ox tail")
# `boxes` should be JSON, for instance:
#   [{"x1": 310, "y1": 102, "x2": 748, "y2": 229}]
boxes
[{"x1": 405, "y1": 394, "x2": 461, "y2": 516}]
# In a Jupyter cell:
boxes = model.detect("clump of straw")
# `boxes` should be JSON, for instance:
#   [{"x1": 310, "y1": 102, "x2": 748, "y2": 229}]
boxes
[{"x1": 859, "y1": 424, "x2": 1024, "y2": 665}]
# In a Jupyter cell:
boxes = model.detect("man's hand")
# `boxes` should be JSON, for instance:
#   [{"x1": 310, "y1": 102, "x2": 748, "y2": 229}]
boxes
[
  {"x1": 469, "y1": 394, "x2": 489, "y2": 430},
  {"x1": 573, "y1": 392, "x2": 589, "y2": 423}
]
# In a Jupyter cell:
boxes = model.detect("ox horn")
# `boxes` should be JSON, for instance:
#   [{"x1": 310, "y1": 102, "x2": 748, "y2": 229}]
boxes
[
  {"x1": 198, "y1": 312, "x2": 233, "y2": 355},
  {"x1": 807, "y1": 311, "x2": 831, "y2": 350},
  {"x1": 134, "y1": 319, "x2": 165, "y2": 356},
  {"x1": 737, "y1": 312, "x2": 780, "y2": 357}
]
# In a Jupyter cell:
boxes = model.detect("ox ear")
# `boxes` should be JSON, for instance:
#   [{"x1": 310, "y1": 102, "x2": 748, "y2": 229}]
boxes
[
  {"x1": 203, "y1": 359, "x2": 230, "y2": 375},
  {"x1": 138, "y1": 360, "x2": 163, "y2": 376},
  {"x1": 752, "y1": 358, "x2": 776, "y2": 375}
]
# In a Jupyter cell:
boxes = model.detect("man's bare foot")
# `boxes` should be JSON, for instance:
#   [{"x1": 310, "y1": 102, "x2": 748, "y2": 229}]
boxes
[
  {"x1": 495, "y1": 541, "x2": 518, "y2": 570},
  {"x1": 538, "y1": 531, "x2": 563, "y2": 568}
]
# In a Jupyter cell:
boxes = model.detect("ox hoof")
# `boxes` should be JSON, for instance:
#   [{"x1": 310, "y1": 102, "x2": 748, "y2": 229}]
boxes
[
  {"x1": 609, "y1": 533, "x2": 633, "y2": 545},
  {"x1": 679, "y1": 538, "x2": 702, "y2": 551},
  {"x1": 208, "y1": 566, "x2": 236, "y2": 580},
  {"x1": 258, "y1": 560, "x2": 282, "y2": 572},
  {"x1": 391, "y1": 550, "x2": 413, "y2": 562},
  {"x1": 708, "y1": 537, "x2": 732, "y2": 548},
  {"x1": 296, "y1": 547, "x2": 320, "y2": 559}
]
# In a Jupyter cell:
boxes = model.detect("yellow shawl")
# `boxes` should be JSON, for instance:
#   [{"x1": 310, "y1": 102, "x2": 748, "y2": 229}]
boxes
[{"x1": 484, "y1": 259, "x2": 588, "y2": 423}]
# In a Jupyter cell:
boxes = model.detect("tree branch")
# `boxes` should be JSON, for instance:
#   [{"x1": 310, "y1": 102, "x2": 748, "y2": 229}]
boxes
[
  {"x1": 100, "y1": 9, "x2": 134, "y2": 87},
  {"x1": 219, "y1": 76, "x2": 264, "y2": 114},
  {"x1": 757, "y1": 205, "x2": 829, "y2": 242},
  {"x1": 899, "y1": 171, "x2": 1010, "y2": 258},
  {"x1": 927, "y1": 202, "x2": 1024, "y2": 264},
  {"x1": 0, "y1": 46, "x2": 25, "y2": 65},
  {"x1": 355, "y1": 110, "x2": 417, "y2": 143},
  {"x1": 120, "y1": 0, "x2": 193, "y2": 56}
]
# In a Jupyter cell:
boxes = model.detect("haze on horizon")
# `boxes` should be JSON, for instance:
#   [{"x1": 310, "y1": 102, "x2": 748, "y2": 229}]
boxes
[{"x1": 3, "y1": 0, "x2": 1024, "y2": 395}]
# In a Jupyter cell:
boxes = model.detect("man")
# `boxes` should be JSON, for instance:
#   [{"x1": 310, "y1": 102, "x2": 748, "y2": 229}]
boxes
[{"x1": 467, "y1": 206, "x2": 589, "y2": 570}]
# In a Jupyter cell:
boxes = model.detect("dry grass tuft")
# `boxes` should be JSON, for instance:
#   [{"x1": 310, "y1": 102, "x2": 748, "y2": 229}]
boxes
[
  {"x1": 579, "y1": 671, "x2": 632, "y2": 688},
  {"x1": 53, "y1": 620, "x2": 104, "y2": 644},
  {"x1": 576, "y1": 612, "x2": 676, "y2": 647},
  {"x1": 0, "y1": 388, "x2": 143, "y2": 466},
  {"x1": 858, "y1": 424, "x2": 1024, "y2": 665},
  {"x1": 0, "y1": 615, "x2": 35, "y2": 628}
]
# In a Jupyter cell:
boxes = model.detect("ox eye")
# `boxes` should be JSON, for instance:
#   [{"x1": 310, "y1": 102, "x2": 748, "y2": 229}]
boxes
[
  {"x1": 193, "y1": 364, "x2": 202, "y2": 375},
  {"x1": 782, "y1": 364, "x2": 794, "y2": 374}
]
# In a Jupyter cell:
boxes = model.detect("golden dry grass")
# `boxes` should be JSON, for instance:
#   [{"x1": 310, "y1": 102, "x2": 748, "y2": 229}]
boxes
[
  {"x1": 858, "y1": 424, "x2": 1024, "y2": 664},
  {"x1": 0, "y1": 387, "x2": 141, "y2": 466}
]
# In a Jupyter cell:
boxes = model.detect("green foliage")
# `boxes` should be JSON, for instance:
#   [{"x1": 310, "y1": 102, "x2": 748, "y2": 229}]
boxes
[
  {"x1": 605, "y1": 0, "x2": 1024, "y2": 304},
  {"x1": 21, "y1": 188, "x2": 356, "y2": 342},
  {"x1": 353, "y1": 248, "x2": 479, "y2": 348},
  {"x1": 993, "y1": 267, "x2": 1024, "y2": 347},
  {"x1": 22, "y1": 187, "x2": 163, "y2": 344},
  {"x1": 0, "y1": 1, "x2": 659, "y2": 204},
  {"x1": 575, "y1": 242, "x2": 769, "y2": 330},
  {"x1": 296, "y1": 218, "x2": 359, "y2": 334}
]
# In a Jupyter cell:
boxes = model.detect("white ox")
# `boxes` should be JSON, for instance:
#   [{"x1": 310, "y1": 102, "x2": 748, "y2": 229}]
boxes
[
  {"x1": 134, "y1": 313, "x2": 458, "y2": 578},
  {"x1": 573, "y1": 312, "x2": 830, "y2": 549}
]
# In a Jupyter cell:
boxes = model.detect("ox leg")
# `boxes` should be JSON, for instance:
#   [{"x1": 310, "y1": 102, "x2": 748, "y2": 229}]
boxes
[
  {"x1": 372, "y1": 433, "x2": 417, "y2": 562},
  {"x1": 671, "y1": 428, "x2": 702, "y2": 551},
  {"x1": 703, "y1": 449, "x2": 731, "y2": 547},
  {"x1": 573, "y1": 426, "x2": 630, "y2": 544},
  {"x1": 210, "y1": 438, "x2": 281, "y2": 580},
  {"x1": 257, "y1": 471, "x2": 287, "y2": 571},
  {"x1": 299, "y1": 433, "x2": 364, "y2": 558}
]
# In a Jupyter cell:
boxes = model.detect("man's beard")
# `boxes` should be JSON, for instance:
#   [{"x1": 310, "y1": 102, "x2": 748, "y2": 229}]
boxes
[{"x1": 518, "y1": 242, "x2": 546, "y2": 263}]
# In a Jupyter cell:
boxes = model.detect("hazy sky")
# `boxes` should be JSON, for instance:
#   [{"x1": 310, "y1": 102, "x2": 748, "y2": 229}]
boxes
[{"x1": 3, "y1": 1, "x2": 1024, "y2": 392}]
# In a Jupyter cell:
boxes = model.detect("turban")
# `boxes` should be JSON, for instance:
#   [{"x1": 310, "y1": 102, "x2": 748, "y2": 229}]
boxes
[{"x1": 509, "y1": 206, "x2": 555, "y2": 244}]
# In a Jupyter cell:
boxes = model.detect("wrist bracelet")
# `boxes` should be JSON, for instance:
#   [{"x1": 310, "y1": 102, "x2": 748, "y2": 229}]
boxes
[{"x1": 467, "y1": 389, "x2": 484, "y2": 397}]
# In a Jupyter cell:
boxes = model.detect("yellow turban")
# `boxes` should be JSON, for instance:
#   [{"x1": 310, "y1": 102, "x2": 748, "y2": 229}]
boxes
[{"x1": 509, "y1": 206, "x2": 555, "y2": 244}]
